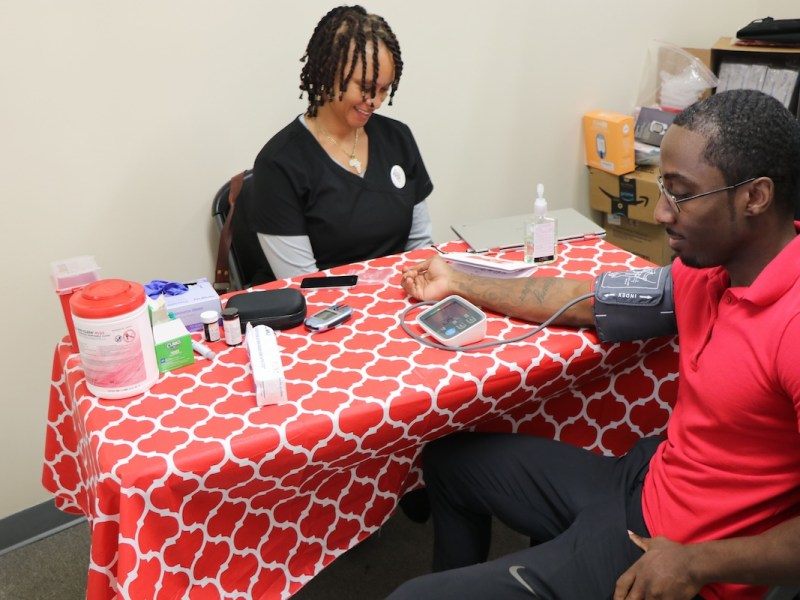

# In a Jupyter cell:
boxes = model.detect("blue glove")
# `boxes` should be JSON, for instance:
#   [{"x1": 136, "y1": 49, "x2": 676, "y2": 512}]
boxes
[{"x1": 144, "y1": 280, "x2": 189, "y2": 299}]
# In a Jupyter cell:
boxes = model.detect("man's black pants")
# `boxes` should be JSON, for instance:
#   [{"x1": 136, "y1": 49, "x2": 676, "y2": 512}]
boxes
[{"x1": 387, "y1": 432, "x2": 664, "y2": 599}]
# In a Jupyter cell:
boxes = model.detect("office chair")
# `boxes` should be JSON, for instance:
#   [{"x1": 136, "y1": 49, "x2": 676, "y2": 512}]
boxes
[{"x1": 211, "y1": 169, "x2": 275, "y2": 291}]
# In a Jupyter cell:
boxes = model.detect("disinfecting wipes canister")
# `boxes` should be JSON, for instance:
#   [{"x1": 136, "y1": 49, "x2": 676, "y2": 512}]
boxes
[{"x1": 70, "y1": 279, "x2": 158, "y2": 399}]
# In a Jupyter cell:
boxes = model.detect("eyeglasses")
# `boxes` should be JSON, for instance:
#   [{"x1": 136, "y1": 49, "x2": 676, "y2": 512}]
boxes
[{"x1": 656, "y1": 175, "x2": 757, "y2": 213}]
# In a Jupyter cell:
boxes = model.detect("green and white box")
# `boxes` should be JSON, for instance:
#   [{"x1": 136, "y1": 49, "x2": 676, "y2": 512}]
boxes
[{"x1": 153, "y1": 318, "x2": 194, "y2": 374}]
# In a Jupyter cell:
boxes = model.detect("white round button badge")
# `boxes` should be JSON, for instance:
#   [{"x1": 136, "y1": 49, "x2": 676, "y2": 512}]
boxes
[{"x1": 390, "y1": 165, "x2": 406, "y2": 189}]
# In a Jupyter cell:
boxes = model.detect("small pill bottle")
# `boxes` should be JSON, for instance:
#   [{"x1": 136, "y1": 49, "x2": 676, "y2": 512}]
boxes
[
  {"x1": 201, "y1": 310, "x2": 221, "y2": 343},
  {"x1": 222, "y1": 307, "x2": 243, "y2": 346}
]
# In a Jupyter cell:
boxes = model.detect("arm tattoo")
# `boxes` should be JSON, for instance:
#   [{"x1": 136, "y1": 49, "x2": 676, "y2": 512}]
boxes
[
  {"x1": 520, "y1": 278, "x2": 556, "y2": 306},
  {"x1": 457, "y1": 277, "x2": 556, "y2": 316},
  {"x1": 452, "y1": 275, "x2": 589, "y2": 326}
]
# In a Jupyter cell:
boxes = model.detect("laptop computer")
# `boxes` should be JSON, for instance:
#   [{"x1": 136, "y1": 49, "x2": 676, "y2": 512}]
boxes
[{"x1": 450, "y1": 208, "x2": 606, "y2": 253}]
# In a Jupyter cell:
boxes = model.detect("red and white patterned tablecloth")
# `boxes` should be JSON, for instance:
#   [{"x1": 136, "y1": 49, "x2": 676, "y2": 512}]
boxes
[{"x1": 43, "y1": 240, "x2": 679, "y2": 599}]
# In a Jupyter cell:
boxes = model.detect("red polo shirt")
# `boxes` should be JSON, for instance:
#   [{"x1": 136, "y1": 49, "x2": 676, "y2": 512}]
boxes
[{"x1": 642, "y1": 228, "x2": 800, "y2": 600}]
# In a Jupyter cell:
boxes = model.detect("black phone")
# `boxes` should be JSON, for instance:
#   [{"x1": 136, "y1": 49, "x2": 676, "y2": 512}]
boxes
[{"x1": 300, "y1": 275, "x2": 359, "y2": 289}]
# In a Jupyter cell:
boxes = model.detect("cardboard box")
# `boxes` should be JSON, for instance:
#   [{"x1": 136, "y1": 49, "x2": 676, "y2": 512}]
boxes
[
  {"x1": 153, "y1": 318, "x2": 194, "y2": 373},
  {"x1": 164, "y1": 278, "x2": 222, "y2": 332},
  {"x1": 603, "y1": 214, "x2": 673, "y2": 266},
  {"x1": 588, "y1": 165, "x2": 660, "y2": 224},
  {"x1": 685, "y1": 47, "x2": 712, "y2": 71},
  {"x1": 583, "y1": 110, "x2": 635, "y2": 175},
  {"x1": 588, "y1": 165, "x2": 671, "y2": 265}
]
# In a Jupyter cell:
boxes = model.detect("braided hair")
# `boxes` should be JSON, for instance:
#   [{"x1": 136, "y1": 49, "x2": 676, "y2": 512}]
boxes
[
  {"x1": 674, "y1": 89, "x2": 800, "y2": 216},
  {"x1": 299, "y1": 5, "x2": 403, "y2": 117}
]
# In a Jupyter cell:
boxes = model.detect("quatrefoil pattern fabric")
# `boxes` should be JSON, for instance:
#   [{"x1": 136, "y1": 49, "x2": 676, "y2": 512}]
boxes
[{"x1": 43, "y1": 241, "x2": 679, "y2": 599}]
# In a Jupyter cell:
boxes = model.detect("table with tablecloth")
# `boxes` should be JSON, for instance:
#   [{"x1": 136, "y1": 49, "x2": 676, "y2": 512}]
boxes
[{"x1": 43, "y1": 239, "x2": 679, "y2": 599}]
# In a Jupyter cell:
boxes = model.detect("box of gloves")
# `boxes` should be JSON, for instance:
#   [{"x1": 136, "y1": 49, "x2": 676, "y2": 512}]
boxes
[{"x1": 147, "y1": 278, "x2": 221, "y2": 332}]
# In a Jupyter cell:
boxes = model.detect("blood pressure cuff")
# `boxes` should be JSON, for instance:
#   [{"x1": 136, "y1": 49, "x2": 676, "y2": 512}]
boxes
[{"x1": 592, "y1": 265, "x2": 677, "y2": 343}]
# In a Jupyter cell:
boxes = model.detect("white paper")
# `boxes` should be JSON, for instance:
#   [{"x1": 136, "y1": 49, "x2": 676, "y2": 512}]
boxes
[{"x1": 443, "y1": 252, "x2": 537, "y2": 279}]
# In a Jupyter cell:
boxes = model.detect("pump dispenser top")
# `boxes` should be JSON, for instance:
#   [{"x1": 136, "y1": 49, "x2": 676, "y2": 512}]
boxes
[{"x1": 534, "y1": 183, "x2": 547, "y2": 216}]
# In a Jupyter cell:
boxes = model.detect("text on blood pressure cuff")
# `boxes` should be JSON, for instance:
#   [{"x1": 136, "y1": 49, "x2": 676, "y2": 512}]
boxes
[{"x1": 592, "y1": 265, "x2": 677, "y2": 343}]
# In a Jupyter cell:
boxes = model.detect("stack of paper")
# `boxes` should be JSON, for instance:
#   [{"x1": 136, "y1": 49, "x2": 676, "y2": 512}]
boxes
[{"x1": 442, "y1": 252, "x2": 537, "y2": 279}]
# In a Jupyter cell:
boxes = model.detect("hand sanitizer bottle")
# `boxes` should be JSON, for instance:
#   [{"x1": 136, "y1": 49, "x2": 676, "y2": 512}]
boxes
[{"x1": 524, "y1": 184, "x2": 557, "y2": 264}]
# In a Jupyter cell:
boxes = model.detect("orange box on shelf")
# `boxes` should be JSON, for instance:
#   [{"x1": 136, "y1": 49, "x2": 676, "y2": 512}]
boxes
[{"x1": 583, "y1": 110, "x2": 635, "y2": 175}]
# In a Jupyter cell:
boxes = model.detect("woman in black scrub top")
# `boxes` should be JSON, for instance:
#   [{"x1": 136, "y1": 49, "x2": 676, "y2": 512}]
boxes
[{"x1": 247, "y1": 5, "x2": 434, "y2": 279}]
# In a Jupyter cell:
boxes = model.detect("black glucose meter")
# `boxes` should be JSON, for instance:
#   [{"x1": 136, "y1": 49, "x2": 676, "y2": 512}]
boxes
[{"x1": 416, "y1": 295, "x2": 488, "y2": 347}]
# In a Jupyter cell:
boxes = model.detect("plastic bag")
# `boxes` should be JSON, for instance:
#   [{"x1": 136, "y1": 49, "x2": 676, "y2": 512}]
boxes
[{"x1": 636, "y1": 40, "x2": 718, "y2": 112}]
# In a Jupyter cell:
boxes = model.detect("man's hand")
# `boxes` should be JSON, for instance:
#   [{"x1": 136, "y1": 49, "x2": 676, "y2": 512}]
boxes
[
  {"x1": 401, "y1": 256, "x2": 457, "y2": 302},
  {"x1": 614, "y1": 531, "x2": 702, "y2": 600}
]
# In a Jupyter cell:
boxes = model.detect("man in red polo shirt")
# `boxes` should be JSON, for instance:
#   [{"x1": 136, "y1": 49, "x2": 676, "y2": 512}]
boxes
[{"x1": 389, "y1": 89, "x2": 800, "y2": 600}]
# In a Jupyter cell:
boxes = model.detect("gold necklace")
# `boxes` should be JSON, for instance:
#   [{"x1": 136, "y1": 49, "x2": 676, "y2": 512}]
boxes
[{"x1": 318, "y1": 125, "x2": 362, "y2": 175}]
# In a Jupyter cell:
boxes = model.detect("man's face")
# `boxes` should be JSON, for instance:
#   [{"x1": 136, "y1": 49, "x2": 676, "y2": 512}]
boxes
[{"x1": 655, "y1": 125, "x2": 750, "y2": 271}]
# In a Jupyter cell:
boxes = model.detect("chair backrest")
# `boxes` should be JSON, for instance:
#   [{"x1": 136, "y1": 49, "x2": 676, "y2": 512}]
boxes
[{"x1": 211, "y1": 170, "x2": 275, "y2": 291}]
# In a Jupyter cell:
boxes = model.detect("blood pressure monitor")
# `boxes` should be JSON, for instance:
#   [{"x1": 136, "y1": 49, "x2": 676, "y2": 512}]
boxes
[{"x1": 416, "y1": 295, "x2": 487, "y2": 347}]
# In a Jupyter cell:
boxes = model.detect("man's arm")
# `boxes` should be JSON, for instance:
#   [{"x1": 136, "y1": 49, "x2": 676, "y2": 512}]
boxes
[
  {"x1": 401, "y1": 256, "x2": 594, "y2": 327},
  {"x1": 615, "y1": 515, "x2": 800, "y2": 599}
]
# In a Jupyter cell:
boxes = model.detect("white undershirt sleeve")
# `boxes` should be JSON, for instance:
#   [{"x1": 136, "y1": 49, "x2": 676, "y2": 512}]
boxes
[
  {"x1": 405, "y1": 201, "x2": 434, "y2": 251},
  {"x1": 257, "y1": 233, "x2": 319, "y2": 279}
]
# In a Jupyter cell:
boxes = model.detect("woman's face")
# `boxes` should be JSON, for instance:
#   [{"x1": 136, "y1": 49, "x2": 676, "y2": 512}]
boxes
[{"x1": 328, "y1": 40, "x2": 395, "y2": 129}]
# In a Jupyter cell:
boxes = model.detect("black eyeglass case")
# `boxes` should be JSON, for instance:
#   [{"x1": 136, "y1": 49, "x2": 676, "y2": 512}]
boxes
[{"x1": 225, "y1": 289, "x2": 307, "y2": 333}]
